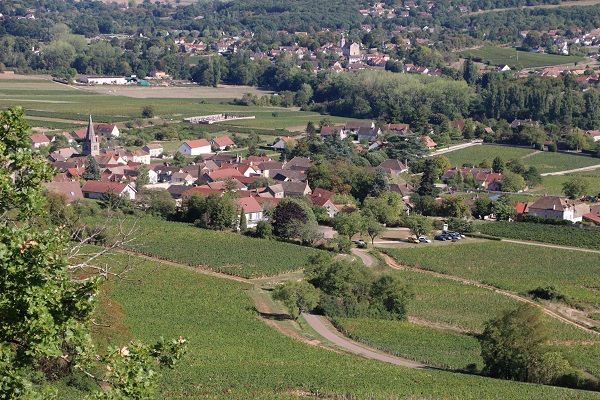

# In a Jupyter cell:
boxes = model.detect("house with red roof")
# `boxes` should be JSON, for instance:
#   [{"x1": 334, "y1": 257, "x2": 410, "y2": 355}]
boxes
[
  {"x1": 29, "y1": 133, "x2": 54, "y2": 149},
  {"x1": 235, "y1": 196, "x2": 264, "y2": 228},
  {"x1": 43, "y1": 181, "x2": 84, "y2": 203},
  {"x1": 319, "y1": 126, "x2": 346, "y2": 141},
  {"x1": 585, "y1": 130, "x2": 600, "y2": 142},
  {"x1": 81, "y1": 181, "x2": 136, "y2": 200},
  {"x1": 421, "y1": 135, "x2": 437, "y2": 150},
  {"x1": 210, "y1": 135, "x2": 235, "y2": 150},
  {"x1": 311, "y1": 188, "x2": 339, "y2": 218},
  {"x1": 178, "y1": 139, "x2": 212, "y2": 156}
]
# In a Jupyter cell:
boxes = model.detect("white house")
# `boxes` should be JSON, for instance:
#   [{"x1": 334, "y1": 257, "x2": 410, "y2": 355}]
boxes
[
  {"x1": 131, "y1": 150, "x2": 151, "y2": 165},
  {"x1": 81, "y1": 181, "x2": 137, "y2": 201},
  {"x1": 272, "y1": 136, "x2": 294, "y2": 150},
  {"x1": 235, "y1": 196, "x2": 264, "y2": 228},
  {"x1": 142, "y1": 143, "x2": 164, "y2": 157},
  {"x1": 94, "y1": 123, "x2": 120, "y2": 138},
  {"x1": 527, "y1": 196, "x2": 590, "y2": 222},
  {"x1": 178, "y1": 139, "x2": 212, "y2": 156}
]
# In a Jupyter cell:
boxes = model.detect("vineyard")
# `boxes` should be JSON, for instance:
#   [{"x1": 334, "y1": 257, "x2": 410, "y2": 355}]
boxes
[
  {"x1": 380, "y1": 242, "x2": 600, "y2": 308},
  {"x1": 85, "y1": 254, "x2": 600, "y2": 399},
  {"x1": 124, "y1": 217, "x2": 323, "y2": 278},
  {"x1": 333, "y1": 318, "x2": 482, "y2": 371},
  {"x1": 476, "y1": 221, "x2": 600, "y2": 251}
]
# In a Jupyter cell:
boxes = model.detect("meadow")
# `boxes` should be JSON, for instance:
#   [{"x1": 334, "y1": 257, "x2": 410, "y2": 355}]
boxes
[
  {"x1": 460, "y1": 46, "x2": 585, "y2": 68},
  {"x1": 475, "y1": 221, "x2": 600, "y2": 252},
  {"x1": 530, "y1": 170, "x2": 600, "y2": 195},
  {"x1": 380, "y1": 242, "x2": 600, "y2": 308},
  {"x1": 122, "y1": 217, "x2": 324, "y2": 278},
  {"x1": 81, "y1": 256, "x2": 600, "y2": 399}
]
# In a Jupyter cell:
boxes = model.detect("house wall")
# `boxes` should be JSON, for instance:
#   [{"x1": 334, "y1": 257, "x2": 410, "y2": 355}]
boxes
[
  {"x1": 178, "y1": 144, "x2": 211, "y2": 156},
  {"x1": 528, "y1": 207, "x2": 565, "y2": 220}
]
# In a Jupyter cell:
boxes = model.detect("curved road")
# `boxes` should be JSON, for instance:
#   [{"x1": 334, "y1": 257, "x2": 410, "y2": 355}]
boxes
[
  {"x1": 350, "y1": 248, "x2": 374, "y2": 266},
  {"x1": 302, "y1": 312, "x2": 427, "y2": 369}
]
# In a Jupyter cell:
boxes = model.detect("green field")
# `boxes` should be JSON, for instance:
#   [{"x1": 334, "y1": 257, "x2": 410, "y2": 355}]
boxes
[
  {"x1": 444, "y1": 145, "x2": 600, "y2": 173},
  {"x1": 82, "y1": 256, "x2": 600, "y2": 399},
  {"x1": 0, "y1": 78, "x2": 356, "y2": 133},
  {"x1": 122, "y1": 217, "x2": 323, "y2": 278},
  {"x1": 334, "y1": 318, "x2": 483, "y2": 371},
  {"x1": 381, "y1": 242, "x2": 600, "y2": 308},
  {"x1": 531, "y1": 171, "x2": 600, "y2": 195},
  {"x1": 460, "y1": 46, "x2": 585, "y2": 68},
  {"x1": 476, "y1": 221, "x2": 600, "y2": 252}
]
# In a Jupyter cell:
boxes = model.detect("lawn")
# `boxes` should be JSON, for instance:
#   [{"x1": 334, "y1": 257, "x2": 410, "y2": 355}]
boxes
[
  {"x1": 530, "y1": 171, "x2": 600, "y2": 196},
  {"x1": 81, "y1": 256, "x2": 600, "y2": 399},
  {"x1": 460, "y1": 46, "x2": 585, "y2": 68}
]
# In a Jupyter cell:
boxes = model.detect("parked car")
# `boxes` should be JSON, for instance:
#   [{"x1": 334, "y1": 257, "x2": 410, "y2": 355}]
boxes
[
  {"x1": 449, "y1": 232, "x2": 462, "y2": 240},
  {"x1": 418, "y1": 237, "x2": 431, "y2": 243},
  {"x1": 434, "y1": 235, "x2": 448, "y2": 241},
  {"x1": 407, "y1": 237, "x2": 420, "y2": 243},
  {"x1": 353, "y1": 240, "x2": 367, "y2": 248}
]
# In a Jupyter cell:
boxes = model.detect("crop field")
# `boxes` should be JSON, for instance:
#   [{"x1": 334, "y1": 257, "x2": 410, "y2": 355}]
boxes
[
  {"x1": 476, "y1": 221, "x2": 600, "y2": 252},
  {"x1": 381, "y1": 242, "x2": 600, "y2": 308},
  {"x1": 334, "y1": 318, "x2": 482, "y2": 370},
  {"x1": 525, "y1": 152, "x2": 600, "y2": 174},
  {"x1": 122, "y1": 217, "x2": 323, "y2": 278},
  {"x1": 460, "y1": 46, "x2": 585, "y2": 68},
  {"x1": 0, "y1": 77, "x2": 349, "y2": 132},
  {"x1": 85, "y1": 256, "x2": 600, "y2": 399}
]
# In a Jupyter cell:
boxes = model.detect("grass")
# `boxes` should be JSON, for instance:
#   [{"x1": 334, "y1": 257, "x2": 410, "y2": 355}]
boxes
[
  {"x1": 380, "y1": 242, "x2": 600, "y2": 309},
  {"x1": 530, "y1": 171, "x2": 600, "y2": 196},
  {"x1": 86, "y1": 255, "x2": 600, "y2": 399},
  {"x1": 460, "y1": 46, "x2": 585, "y2": 68},
  {"x1": 525, "y1": 152, "x2": 600, "y2": 174},
  {"x1": 120, "y1": 216, "x2": 324, "y2": 278}
]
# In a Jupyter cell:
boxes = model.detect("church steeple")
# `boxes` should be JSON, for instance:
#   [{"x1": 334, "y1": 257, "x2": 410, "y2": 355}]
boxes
[{"x1": 82, "y1": 115, "x2": 100, "y2": 156}]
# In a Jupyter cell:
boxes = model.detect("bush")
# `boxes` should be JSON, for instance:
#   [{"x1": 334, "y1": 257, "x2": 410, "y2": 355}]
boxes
[
  {"x1": 522, "y1": 215, "x2": 573, "y2": 226},
  {"x1": 528, "y1": 286, "x2": 565, "y2": 301}
]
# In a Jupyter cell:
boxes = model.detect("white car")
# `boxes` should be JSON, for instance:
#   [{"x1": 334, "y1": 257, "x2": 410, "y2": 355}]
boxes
[{"x1": 418, "y1": 237, "x2": 431, "y2": 243}]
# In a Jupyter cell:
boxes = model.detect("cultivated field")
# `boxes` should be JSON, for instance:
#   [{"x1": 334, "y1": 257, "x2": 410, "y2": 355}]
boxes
[
  {"x1": 82, "y1": 256, "x2": 600, "y2": 399},
  {"x1": 460, "y1": 46, "x2": 585, "y2": 68},
  {"x1": 381, "y1": 242, "x2": 600, "y2": 309},
  {"x1": 122, "y1": 217, "x2": 324, "y2": 278},
  {"x1": 81, "y1": 83, "x2": 274, "y2": 99},
  {"x1": 531, "y1": 170, "x2": 600, "y2": 195}
]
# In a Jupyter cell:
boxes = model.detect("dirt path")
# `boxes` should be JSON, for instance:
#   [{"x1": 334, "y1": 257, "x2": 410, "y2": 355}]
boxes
[
  {"x1": 382, "y1": 253, "x2": 599, "y2": 335},
  {"x1": 501, "y1": 239, "x2": 600, "y2": 254},
  {"x1": 541, "y1": 164, "x2": 600, "y2": 176},
  {"x1": 302, "y1": 312, "x2": 428, "y2": 369},
  {"x1": 350, "y1": 248, "x2": 374, "y2": 267}
]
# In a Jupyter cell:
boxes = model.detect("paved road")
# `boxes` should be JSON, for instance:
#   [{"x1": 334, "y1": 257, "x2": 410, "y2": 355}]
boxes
[
  {"x1": 425, "y1": 140, "x2": 482, "y2": 157},
  {"x1": 502, "y1": 239, "x2": 600, "y2": 254},
  {"x1": 350, "y1": 248, "x2": 374, "y2": 266},
  {"x1": 541, "y1": 164, "x2": 600, "y2": 176},
  {"x1": 302, "y1": 312, "x2": 427, "y2": 369}
]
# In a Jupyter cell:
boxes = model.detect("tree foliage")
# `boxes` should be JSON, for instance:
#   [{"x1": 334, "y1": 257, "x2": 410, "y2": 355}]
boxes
[{"x1": 272, "y1": 280, "x2": 320, "y2": 320}]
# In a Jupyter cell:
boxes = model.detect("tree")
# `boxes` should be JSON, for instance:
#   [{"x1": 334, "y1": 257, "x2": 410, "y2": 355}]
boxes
[
  {"x1": 462, "y1": 57, "x2": 479, "y2": 86},
  {"x1": 479, "y1": 304, "x2": 549, "y2": 382},
  {"x1": 364, "y1": 217, "x2": 384, "y2": 245},
  {"x1": 173, "y1": 151, "x2": 186, "y2": 167},
  {"x1": 332, "y1": 211, "x2": 365, "y2": 240},
  {"x1": 0, "y1": 108, "x2": 186, "y2": 398},
  {"x1": 272, "y1": 280, "x2": 320, "y2": 320},
  {"x1": 255, "y1": 220, "x2": 273, "y2": 239},
  {"x1": 403, "y1": 213, "x2": 432, "y2": 238},
  {"x1": 493, "y1": 194, "x2": 516, "y2": 221},
  {"x1": 188, "y1": 192, "x2": 238, "y2": 230},
  {"x1": 473, "y1": 197, "x2": 493, "y2": 218},
  {"x1": 439, "y1": 196, "x2": 470, "y2": 218},
  {"x1": 272, "y1": 198, "x2": 316, "y2": 240},
  {"x1": 135, "y1": 164, "x2": 150, "y2": 191},
  {"x1": 492, "y1": 156, "x2": 505, "y2": 173},
  {"x1": 141, "y1": 105, "x2": 155, "y2": 118},
  {"x1": 141, "y1": 188, "x2": 176, "y2": 218},
  {"x1": 562, "y1": 178, "x2": 589, "y2": 199},
  {"x1": 500, "y1": 172, "x2": 526, "y2": 192},
  {"x1": 362, "y1": 191, "x2": 403, "y2": 225},
  {"x1": 417, "y1": 159, "x2": 439, "y2": 197},
  {"x1": 371, "y1": 167, "x2": 390, "y2": 197},
  {"x1": 239, "y1": 208, "x2": 247, "y2": 232},
  {"x1": 82, "y1": 154, "x2": 101, "y2": 180}
]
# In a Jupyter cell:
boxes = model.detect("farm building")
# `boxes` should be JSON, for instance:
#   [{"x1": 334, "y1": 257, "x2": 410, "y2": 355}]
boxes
[
  {"x1": 178, "y1": 139, "x2": 211, "y2": 156},
  {"x1": 80, "y1": 76, "x2": 128, "y2": 85},
  {"x1": 81, "y1": 181, "x2": 136, "y2": 201}
]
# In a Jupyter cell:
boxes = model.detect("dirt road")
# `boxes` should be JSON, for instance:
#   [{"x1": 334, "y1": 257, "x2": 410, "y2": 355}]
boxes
[
  {"x1": 541, "y1": 164, "x2": 600, "y2": 176},
  {"x1": 302, "y1": 312, "x2": 427, "y2": 369}
]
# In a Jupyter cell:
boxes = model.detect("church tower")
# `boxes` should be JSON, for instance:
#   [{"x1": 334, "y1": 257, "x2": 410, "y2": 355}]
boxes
[{"x1": 81, "y1": 115, "x2": 100, "y2": 156}]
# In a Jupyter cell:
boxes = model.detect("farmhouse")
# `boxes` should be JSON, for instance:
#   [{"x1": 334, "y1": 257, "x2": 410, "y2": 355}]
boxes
[
  {"x1": 142, "y1": 143, "x2": 164, "y2": 157},
  {"x1": 29, "y1": 133, "x2": 53, "y2": 149},
  {"x1": 235, "y1": 196, "x2": 264, "y2": 228},
  {"x1": 210, "y1": 136, "x2": 235, "y2": 150},
  {"x1": 527, "y1": 196, "x2": 590, "y2": 222},
  {"x1": 43, "y1": 181, "x2": 84, "y2": 203},
  {"x1": 94, "y1": 123, "x2": 120, "y2": 138},
  {"x1": 81, "y1": 181, "x2": 137, "y2": 201},
  {"x1": 178, "y1": 139, "x2": 212, "y2": 156}
]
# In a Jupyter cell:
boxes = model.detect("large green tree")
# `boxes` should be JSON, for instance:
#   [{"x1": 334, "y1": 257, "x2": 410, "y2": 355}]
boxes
[
  {"x1": 272, "y1": 280, "x2": 320, "y2": 320},
  {"x1": 0, "y1": 108, "x2": 186, "y2": 398}
]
